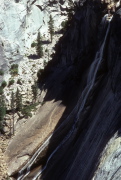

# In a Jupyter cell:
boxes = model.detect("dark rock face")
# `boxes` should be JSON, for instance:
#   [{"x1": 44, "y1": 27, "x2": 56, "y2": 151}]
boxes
[
  {"x1": 36, "y1": 3, "x2": 121, "y2": 180},
  {"x1": 6, "y1": 1, "x2": 121, "y2": 180}
]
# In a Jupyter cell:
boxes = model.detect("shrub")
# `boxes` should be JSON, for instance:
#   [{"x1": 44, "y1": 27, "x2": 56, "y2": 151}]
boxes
[
  {"x1": 22, "y1": 106, "x2": 32, "y2": 118},
  {"x1": 17, "y1": 79, "x2": 22, "y2": 85},
  {"x1": 45, "y1": 49, "x2": 48, "y2": 52},
  {"x1": 10, "y1": 68, "x2": 18, "y2": 75},
  {"x1": 10, "y1": 64, "x2": 18, "y2": 76},
  {"x1": 61, "y1": 20, "x2": 68, "y2": 32},
  {"x1": 11, "y1": 64, "x2": 18, "y2": 69},
  {"x1": 22, "y1": 103, "x2": 38, "y2": 118},
  {"x1": 29, "y1": 103, "x2": 38, "y2": 110},
  {"x1": 0, "y1": 87, "x2": 3, "y2": 95},
  {"x1": 8, "y1": 79, "x2": 14, "y2": 86},
  {"x1": 1, "y1": 81, "x2": 7, "y2": 88},
  {"x1": 0, "y1": 104, "x2": 6, "y2": 121},
  {"x1": 43, "y1": 60, "x2": 47, "y2": 67},
  {"x1": 31, "y1": 42, "x2": 37, "y2": 48},
  {"x1": 37, "y1": 69, "x2": 44, "y2": 79},
  {"x1": 0, "y1": 70, "x2": 4, "y2": 76}
]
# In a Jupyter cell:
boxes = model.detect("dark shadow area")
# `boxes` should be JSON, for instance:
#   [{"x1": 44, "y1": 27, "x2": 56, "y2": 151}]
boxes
[
  {"x1": 37, "y1": 4, "x2": 121, "y2": 180},
  {"x1": 41, "y1": 40, "x2": 50, "y2": 45},
  {"x1": 27, "y1": 54, "x2": 39, "y2": 60},
  {"x1": 54, "y1": 29, "x2": 64, "y2": 35}
]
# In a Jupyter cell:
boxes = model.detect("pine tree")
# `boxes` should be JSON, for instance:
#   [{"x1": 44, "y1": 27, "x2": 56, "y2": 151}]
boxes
[
  {"x1": 16, "y1": 88, "x2": 22, "y2": 111},
  {"x1": 36, "y1": 32, "x2": 43, "y2": 58},
  {"x1": 22, "y1": 106, "x2": 32, "y2": 118},
  {"x1": 11, "y1": 92, "x2": 15, "y2": 135},
  {"x1": 48, "y1": 15, "x2": 54, "y2": 42},
  {"x1": 0, "y1": 95, "x2": 6, "y2": 133},
  {"x1": 31, "y1": 82, "x2": 38, "y2": 103},
  {"x1": 11, "y1": 92, "x2": 15, "y2": 112}
]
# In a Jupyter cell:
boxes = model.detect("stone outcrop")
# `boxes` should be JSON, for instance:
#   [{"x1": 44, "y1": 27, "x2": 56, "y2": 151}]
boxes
[{"x1": 5, "y1": 100, "x2": 66, "y2": 176}]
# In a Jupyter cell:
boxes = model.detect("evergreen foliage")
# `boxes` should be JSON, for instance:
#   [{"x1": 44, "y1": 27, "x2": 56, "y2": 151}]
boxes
[
  {"x1": 22, "y1": 104, "x2": 37, "y2": 118},
  {"x1": 0, "y1": 70, "x2": 4, "y2": 76},
  {"x1": 61, "y1": 20, "x2": 68, "y2": 32},
  {"x1": 1, "y1": 81, "x2": 7, "y2": 88},
  {"x1": 11, "y1": 91, "x2": 15, "y2": 111},
  {"x1": 48, "y1": 15, "x2": 54, "y2": 42},
  {"x1": 36, "y1": 32, "x2": 43, "y2": 58},
  {"x1": 0, "y1": 95, "x2": 6, "y2": 133},
  {"x1": 31, "y1": 42, "x2": 37, "y2": 48},
  {"x1": 17, "y1": 79, "x2": 22, "y2": 85},
  {"x1": 8, "y1": 79, "x2": 14, "y2": 86},
  {"x1": 10, "y1": 64, "x2": 18, "y2": 76},
  {"x1": 0, "y1": 86, "x2": 3, "y2": 95},
  {"x1": 37, "y1": 69, "x2": 44, "y2": 82},
  {"x1": 31, "y1": 82, "x2": 38, "y2": 103},
  {"x1": 21, "y1": 106, "x2": 32, "y2": 118},
  {"x1": 11, "y1": 91, "x2": 15, "y2": 135},
  {"x1": 16, "y1": 88, "x2": 22, "y2": 111}
]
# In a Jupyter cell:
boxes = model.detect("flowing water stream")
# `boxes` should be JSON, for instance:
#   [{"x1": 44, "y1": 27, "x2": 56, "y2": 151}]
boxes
[{"x1": 17, "y1": 14, "x2": 112, "y2": 180}]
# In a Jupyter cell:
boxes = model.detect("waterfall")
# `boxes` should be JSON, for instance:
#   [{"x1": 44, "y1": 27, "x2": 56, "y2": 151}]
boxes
[
  {"x1": 17, "y1": 135, "x2": 52, "y2": 180},
  {"x1": 16, "y1": 13, "x2": 112, "y2": 180},
  {"x1": 87, "y1": 14, "x2": 110, "y2": 84},
  {"x1": 32, "y1": 15, "x2": 112, "y2": 180}
]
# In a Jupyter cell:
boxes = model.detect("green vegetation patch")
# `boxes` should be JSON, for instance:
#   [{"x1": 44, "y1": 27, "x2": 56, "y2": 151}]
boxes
[
  {"x1": 0, "y1": 69, "x2": 4, "y2": 76},
  {"x1": 17, "y1": 79, "x2": 22, "y2": 85},
  {"x1": 8, "y1": 79, "x2": 14, "y2": 86},
  {"x1": 61, "y1": 20, "x2": 68, "y2": 32},
  {"x1": 22, "y1": 103, "x2": 38, "y2": 118},
  {"x1": 0, "y1": 86, "x2": 3, "y2": 95},
  {"x1": 1, "y1": 81, "x2": 7, "y2": 88},
  {"x1": 10, "y1": 64, "x2": 18, "y2": 76},
  {"x1": 0, "y1": 95, "x2": 6, "y2": 133},
  {"x1": 31, "y1": 42, "x2": 37, "y2": 48}
]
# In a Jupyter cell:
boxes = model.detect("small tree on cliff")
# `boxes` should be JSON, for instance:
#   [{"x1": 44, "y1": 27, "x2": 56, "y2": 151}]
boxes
[
  {"x1": 48, "y1": 15, "x2": 54, "y2": 42},
  {"x1": 36, "y1": 32, "x2": 43, "y2": 58},
  {"x1": 0, "y1": 95, "x2": 6, "y2": 133},
  {"x1": 16, "y1": 88, "x2": 22, "y2": 112},
  {"x1": 31, "y1": 82, "x2": 38, "y2": 103},
  {"x1": 11, "y1": 91, "x2": 15, "y2": 135}
]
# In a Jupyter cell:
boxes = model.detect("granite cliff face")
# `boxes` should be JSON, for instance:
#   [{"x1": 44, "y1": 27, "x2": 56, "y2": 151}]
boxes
[
  {"x1": 0, "y1": 0, "x2": 71, "y2": 111},
  {"x1": 4, "y1": 0, "x2": 121, "y2": 180},
  {"x1": 0, "y1": 0, "x2": 70, "y2": 81}
]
